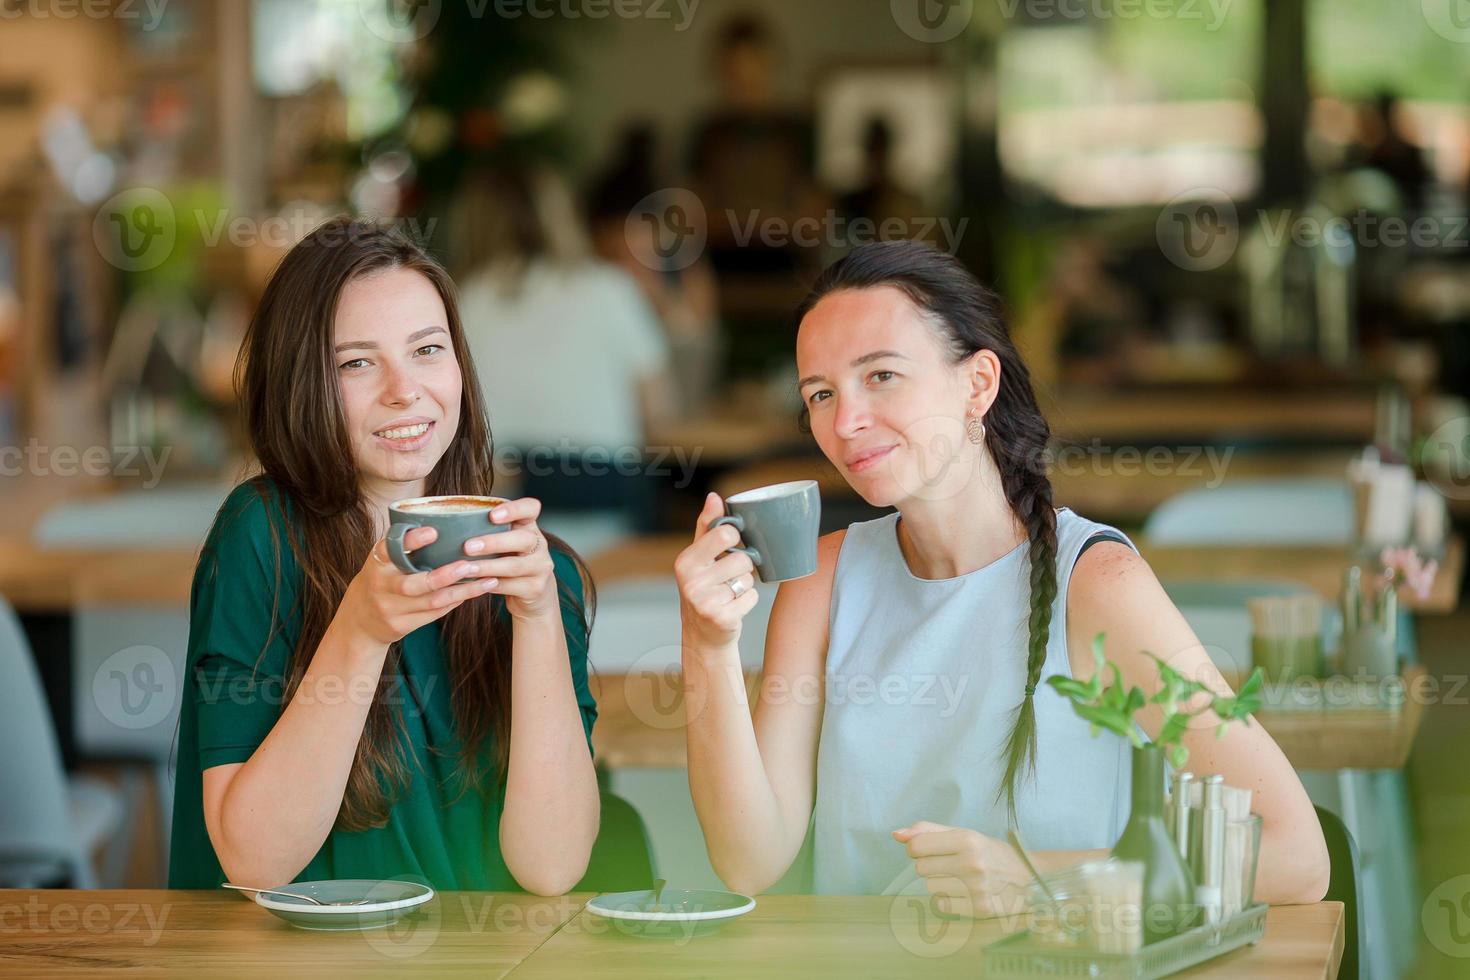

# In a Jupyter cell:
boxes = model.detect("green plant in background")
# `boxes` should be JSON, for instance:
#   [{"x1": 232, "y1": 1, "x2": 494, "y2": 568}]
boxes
[{"x1": 1047, "y1": 633, "x2": 1265, "y2": 768}]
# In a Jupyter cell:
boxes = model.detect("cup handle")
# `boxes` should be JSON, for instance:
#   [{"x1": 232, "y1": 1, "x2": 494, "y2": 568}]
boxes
[
  {"x1": 385, "y1": 523, "x2": 427, "y2": 574},
  {"x1": 710, "y1": 514, "x2": 762, "y2": 567}
]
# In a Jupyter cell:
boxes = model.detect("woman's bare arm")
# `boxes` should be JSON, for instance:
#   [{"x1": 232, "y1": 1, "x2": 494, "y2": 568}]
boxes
[{"x1": 1064, "y1": 542, "x2": 1330, "y2": 904}]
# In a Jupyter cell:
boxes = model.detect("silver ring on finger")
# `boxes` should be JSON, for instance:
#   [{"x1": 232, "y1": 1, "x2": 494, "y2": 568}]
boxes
[{"x1": 728, "y1": 577, "x2": 747, "y2": 600}]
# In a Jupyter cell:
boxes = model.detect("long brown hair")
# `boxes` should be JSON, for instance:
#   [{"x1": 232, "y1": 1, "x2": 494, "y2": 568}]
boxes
[
  {"x1": 796, "y1": 240, "x2": 1056, "y2": 826},
  {"x1": 235, "y1": 216, "x2": 593, "y2": 831}
]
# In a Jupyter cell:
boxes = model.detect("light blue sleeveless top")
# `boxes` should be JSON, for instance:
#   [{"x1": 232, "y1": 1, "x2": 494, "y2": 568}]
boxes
[{"x1": 812, "y1": 507, "x2": 1139, "y2": 894}]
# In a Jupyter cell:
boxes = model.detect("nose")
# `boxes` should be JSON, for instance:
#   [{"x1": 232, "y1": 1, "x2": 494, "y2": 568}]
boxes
[
  {"x1": 380, "y1": 361, "x2": 421, "y2": 408},
  {"x1": 831, "y1": 390, "x2": 872, "y2": 441}
]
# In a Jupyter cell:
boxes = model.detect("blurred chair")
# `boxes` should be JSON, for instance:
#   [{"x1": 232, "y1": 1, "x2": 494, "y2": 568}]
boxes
[
  {"x1": 0, "y1": 597, "x2": 125, "y2": 887},
  {"x1": 575, "y1": 789, "x2": 655, "y2": 892},
  {"x1": 1316, "y1": 804, "x2": 1364, "y2": 980},
  {"x1": 1143, "y1": 478, "x2": 1354, "y2": 546},
  {"x1": 73, "y1": 604, "x2": 188, "y2": 879},
  {"x1": 35, "y1": 483, "x2": 222, "y2": 881}
]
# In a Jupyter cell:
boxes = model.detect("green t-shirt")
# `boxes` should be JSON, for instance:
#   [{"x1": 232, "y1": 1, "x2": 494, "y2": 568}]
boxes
[{"x1": 168, "y1": 478, "x2": 597, "y2": 889}]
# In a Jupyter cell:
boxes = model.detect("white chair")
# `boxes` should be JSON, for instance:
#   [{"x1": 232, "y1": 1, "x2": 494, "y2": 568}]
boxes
[
  {"x1": 0, "y1": 597, "x2": 125, "y2": 887},
  {"x1": 1144, "y1": 478, "x2": 1355, "y2": 546}
]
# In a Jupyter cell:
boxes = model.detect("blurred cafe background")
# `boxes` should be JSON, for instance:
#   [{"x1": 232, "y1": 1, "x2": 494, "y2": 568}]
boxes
[{"x1": 0, "y1": 1, "x2": 1468, "y2": 976}]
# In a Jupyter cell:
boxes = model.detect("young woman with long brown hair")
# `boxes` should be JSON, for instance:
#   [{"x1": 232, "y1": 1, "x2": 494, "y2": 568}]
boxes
[
  {"x1": 169, "y1": 218, "x2": 599, "y2": 893},
  {"x1": 675, "y1": 240, "x2": 1329, "y2": 915}
]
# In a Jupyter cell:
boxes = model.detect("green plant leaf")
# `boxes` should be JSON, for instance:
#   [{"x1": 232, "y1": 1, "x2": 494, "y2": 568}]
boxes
[
  {"x1": 1072, "y1": 703, "x2": 1139, "y2": 743},
  {"x1": 1045, "y1": 676, "x2": 1093, "y2": 702},
  {"x1": 1158, "y1": 711, "x2": 1191, "y2": 748}
]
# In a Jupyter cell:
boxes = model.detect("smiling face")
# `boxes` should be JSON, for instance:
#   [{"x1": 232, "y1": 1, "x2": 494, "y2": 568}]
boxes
[
  {"x1": 797, "y1": 285, "x2": 999, "y2": 509},
  {"x1": 333, "y1": 266, "x2": 462, "y2": 508}
]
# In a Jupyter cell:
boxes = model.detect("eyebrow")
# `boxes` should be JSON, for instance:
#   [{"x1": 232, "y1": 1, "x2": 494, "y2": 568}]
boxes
[
  {"x1": 334, "y1": 325, "x2": 448, "y2": 354},
  {"x1": 798, "y1": 350, "x2": 908, "y2": 388}
]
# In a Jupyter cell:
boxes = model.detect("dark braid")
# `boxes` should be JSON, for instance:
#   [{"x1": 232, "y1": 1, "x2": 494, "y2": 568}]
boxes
[{"x1": 796, "y1": 240, "x2": 1058, "y2": 826}]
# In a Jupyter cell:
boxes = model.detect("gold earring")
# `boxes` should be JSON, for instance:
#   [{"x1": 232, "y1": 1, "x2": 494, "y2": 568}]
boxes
[{"x1": 966, "y1": 413, "x2": 986, "y2": 445}]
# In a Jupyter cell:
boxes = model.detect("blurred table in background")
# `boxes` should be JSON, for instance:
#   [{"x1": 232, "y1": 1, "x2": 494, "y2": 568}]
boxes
[
  {"x1": 583, "y1": 531, "x2": 1462, "y2": 615},
  {"x1": 1042, "y1": 387, "x2": 1378, "y2": 444},
  {"x1": 590, "y1": 664, "x2": 1428, "y2": 773},
  {"x1": 650, "y1": 388, "x2": 1381, "y2": 471},
  {"x1": 711, "y1": 449, "x2": 1364, "y2": 528},
  {"x1": 1138, "y1": 537, "x2": 1463, "y2": 615}
]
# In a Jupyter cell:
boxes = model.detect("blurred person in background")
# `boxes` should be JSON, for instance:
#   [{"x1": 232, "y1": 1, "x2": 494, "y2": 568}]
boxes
[
  {"x1": 454, "y1": 164, "x2": 676, "y2": 534},
  {"x1": 587, "y1": 122, "x2": 723, "y2": 417},
  {"x1": 687, "y1": 13, "x2": 823, "y2": 277},
  {"x1": 835, "y1": 117, "x2": 925, "y2": 241},
  {"x1": 1350, "y1": 92, "x2": 1432, "y2": 212}
]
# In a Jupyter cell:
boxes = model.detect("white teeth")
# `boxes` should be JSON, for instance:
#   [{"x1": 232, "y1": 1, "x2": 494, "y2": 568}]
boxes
[{"x1": 376, "y1": 423, "x2": 430, "y2": 439}]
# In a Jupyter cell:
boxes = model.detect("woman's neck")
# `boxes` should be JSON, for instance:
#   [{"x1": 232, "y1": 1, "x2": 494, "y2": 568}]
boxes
[
  {"x1": 893, "y1": 466, "x2": 1029, "y2": 580},
  {"x1": 359, "y1": 477, "x2": 425, "y2": 537}
]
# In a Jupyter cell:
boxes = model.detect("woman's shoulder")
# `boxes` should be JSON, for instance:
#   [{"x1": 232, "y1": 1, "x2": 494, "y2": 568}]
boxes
[
  {"x1": 1063, "y1": 515, "x2": 1165, "y2": 646},
  {"x1": 201, "y1": 476, "x2": 296, "y2": 571}
]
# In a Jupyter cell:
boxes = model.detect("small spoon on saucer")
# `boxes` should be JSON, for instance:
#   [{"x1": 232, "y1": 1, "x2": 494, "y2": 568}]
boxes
[
  {"x1": 222, "y1": 883, "x2": 371, "y2": 906},
  {"x1": 644, "y1": 878, "x2": 667, "y2": 913}
]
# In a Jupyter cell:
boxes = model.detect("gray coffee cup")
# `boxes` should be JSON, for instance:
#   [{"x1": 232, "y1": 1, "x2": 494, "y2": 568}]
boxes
[
  {"x1": 386, "y1": 494, "x2": 510, "y2": 573},
  {"x1": 711, "y1": 480, "x2": 821, "y2": 583}
]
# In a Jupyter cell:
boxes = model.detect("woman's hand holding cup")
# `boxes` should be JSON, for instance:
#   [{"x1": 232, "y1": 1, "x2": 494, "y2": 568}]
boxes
[
  {"x1": 344, "y1": 526, "x2": 499, "y2": 647},
  {"x1": 675, "y1": 492, "x2": 760, "y2": 648}
]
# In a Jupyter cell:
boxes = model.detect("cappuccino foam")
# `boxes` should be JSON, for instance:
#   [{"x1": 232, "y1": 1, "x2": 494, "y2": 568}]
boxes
[{"x1": 395, "y1": 495, "x2": 504, "y2": 514}]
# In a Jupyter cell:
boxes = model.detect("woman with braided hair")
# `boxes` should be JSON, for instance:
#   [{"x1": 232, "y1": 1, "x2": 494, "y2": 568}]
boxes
[{"x1": 675, "y1": 240, "x2": 1328, "y2": 916}]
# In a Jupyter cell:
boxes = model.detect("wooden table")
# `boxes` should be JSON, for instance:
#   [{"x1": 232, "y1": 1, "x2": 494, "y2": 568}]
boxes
[
  {"x1": 1138, "y1": 537, "x2": 1464, "y2": 615},
  {"x1": 1234, "y1": 665, "x2": 1429, "y2": 771},
  {"x1": 0, "y1": 535, "x2": 200, "y2": 614},
  {"x1": 0, "y1": 889, "x2": 587, "y2": 978},
  {"x1": 0, "y1": 891, "x2": 1344, "y2": 978},
  {"x1": 1041, "y1": 387, "x2": 1378, "y2": 444},
  {"x1": 651, "y1": 389, "x2": 1380, "y2": 471}
]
